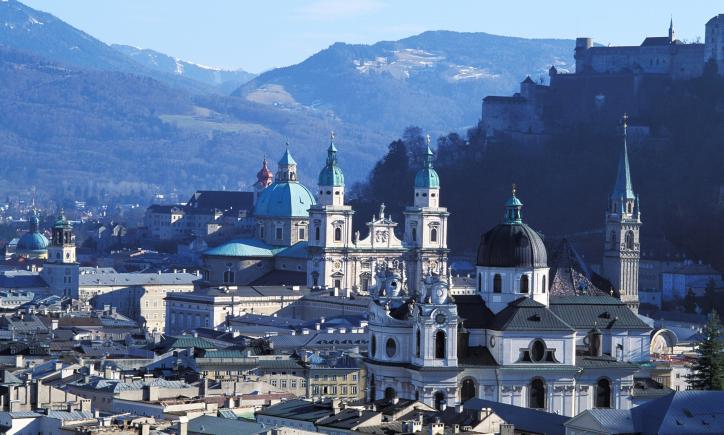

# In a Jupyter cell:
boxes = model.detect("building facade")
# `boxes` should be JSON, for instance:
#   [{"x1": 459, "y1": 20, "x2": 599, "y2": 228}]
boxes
[{"x1": 307, "y1": 136, "x2": 449, "y2": 295}]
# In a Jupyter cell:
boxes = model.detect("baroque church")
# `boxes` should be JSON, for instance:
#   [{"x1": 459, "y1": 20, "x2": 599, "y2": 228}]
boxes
[{"x1": 363, "y1": 120, "x2": 649, "y2": 417}]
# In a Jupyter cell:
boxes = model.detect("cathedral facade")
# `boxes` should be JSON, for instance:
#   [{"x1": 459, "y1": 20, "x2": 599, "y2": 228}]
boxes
[{"x1": 306, "y1": 135, "x2": 448, "y2": 294}]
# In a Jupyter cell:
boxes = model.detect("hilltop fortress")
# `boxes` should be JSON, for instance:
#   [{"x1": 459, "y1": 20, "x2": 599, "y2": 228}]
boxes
[{"x1": 482, "y1": 15, "x2": 724, "y2": 142}]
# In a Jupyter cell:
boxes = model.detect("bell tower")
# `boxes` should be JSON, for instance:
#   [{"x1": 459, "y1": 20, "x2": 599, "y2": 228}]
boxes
[
  {"x1": 404, "y1": 135, "x2": 449, "y2": 294},
  {"x1": 602, "y1": 115, "x2": 642, "y2": 313},
  {"x1": 307, "y1": 134, "x2": 354, "y2": 290},
  {"x1": 41, "y1": 210, "x2": 79, "y2": 298}
]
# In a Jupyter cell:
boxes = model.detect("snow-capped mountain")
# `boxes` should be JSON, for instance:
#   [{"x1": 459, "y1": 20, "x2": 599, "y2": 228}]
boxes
[
  {"x1": 235, "y1": 31, "x2": 574, "y2": 134},
  {"x1": 112, "y1": 45, "x2": 255, "y2": 93}
]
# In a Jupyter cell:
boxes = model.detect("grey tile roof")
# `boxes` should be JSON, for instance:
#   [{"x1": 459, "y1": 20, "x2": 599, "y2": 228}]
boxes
[
  {"x1": 454, "y1": 295, "x2": 494, "y2": 329},
  {"x1": 549, "y1": 295, "x2": 651, "y2": 330},
  {"x1": 576, "y1": 355, "x2": 639, "y2": 370},
  {"x1": 256, "y1": 399, "x2": 333, "y2": 421},
  {"x1": 587, "y1": 409, "x2": 635, "y2": 434},
  {"x1": 316, "y1": 408, "x2": 379, "y2": 429},
  {"x1": 46, "y1": 410, "x2": 95, "y2": 421},
  {"x1": 79, "y1": 272, "x2": 198, "y2": 286},
  {"x1": 464, "y1": 398, "x2": 567, "y2": 435},
  {"x1": 0, "y1": 270, "x2": 47, "y2": 288},
  {"x1": 187, "y1": 415, "x2": 264, "y2": 434},
  {"x1": 489, "y1": 297, "x2": 575, "y2": 332}
]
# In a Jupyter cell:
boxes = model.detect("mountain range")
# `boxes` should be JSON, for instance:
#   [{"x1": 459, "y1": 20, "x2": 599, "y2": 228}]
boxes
[{"x1": 0, "y1": 0, "x2": 574, "y2": 199}]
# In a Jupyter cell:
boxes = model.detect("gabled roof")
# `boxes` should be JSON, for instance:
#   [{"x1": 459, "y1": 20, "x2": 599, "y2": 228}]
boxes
[
  {"x1": 548, "y1": 239, "x2": 612, "y2": 297},
  {"x1": 464, "y1": 398, "x2": 567, "y2": 435},
  {"x1": 0, "y1": 369, "x2": 23, "y2": 385},
  {"x1": 549, "y1": 295, "x2": 651, "y2": 330},
  {"x1": 489, "y1": 297, "x2": 575, "y2": 332}
]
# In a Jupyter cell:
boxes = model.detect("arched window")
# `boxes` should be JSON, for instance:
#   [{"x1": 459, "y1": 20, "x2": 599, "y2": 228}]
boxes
[
  {"x1": 520, "y1": 275, "x2": 529, "y2": 293},
  {"x1": 625, "y1": 231, "x2": 634, "y2": 250},
  {"x1": 530, "y1": 378, "x2": 546, "y2": 409},
  {"x1": 334, "y1": 227, "x2": 342, "y2": 242},
  {"x1": 433, "y1": 392, "x2": 446, "y2": 411},
  {"x1": 435, "y1": 330, "x2": 446, "y2": 359},
  {"x1": 370, "y1": 335, "x2": 376, "y2": 357},
  {"x1": 595, "y1": 378, "x2": 611, "y2": 408},
  {"x1": 531, "y1": 339, "x2": 545, "y2": 362},
  {"x1": 315, "y1": 226, "x2": 320, "y2": 241},
  {"x1": 541, "y1": 275, "x2": 546, "y2": 294},
  {"x1": 384, "y1": 387, "x2": 396, "y2": 401},
  {"x1": 493, "y1": 274, "x2": 502, "y2": 293},
  {"x1": 610, "y1": 230, "x2": 616, "y2": 242},
  {"x1": 461, "y1": 379, "x2": 476, "y2": 403},
  {"x1": 415, "y1": 329, "x2": 421, "y2": 358},
  {"x1": 223, "y1": 270, "x2": 235, "y2": 284},
  {"x1": 259, "y1": 226, "x2": 265, "y2": 239},
  {"x1": 385, "y1": 338, "x2": 397, "y2": 358},
  {"x1": 430, "y1": 228, "x2": 438, "y2": 243},
  {"x1": 412, "y1": 227, "x2": 417, "y2": 243}
]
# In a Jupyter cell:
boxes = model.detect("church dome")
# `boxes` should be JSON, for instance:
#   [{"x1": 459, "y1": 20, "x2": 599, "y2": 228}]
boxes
[
  {"x1": 256, "y1": 158, "x2": 273, "y2": 185},
  {"x1": 17, "y1": 212, "x2": 49, "y2": 253},
  {"x1": 254, "y1": 182, "x2": 316, "y2": 218},
  {"x1": 476, "y1": 189, "x2": 547, "y2": 268},
  {"x1": 318, "y1": 165, "x2": 344, "y2": 187}
]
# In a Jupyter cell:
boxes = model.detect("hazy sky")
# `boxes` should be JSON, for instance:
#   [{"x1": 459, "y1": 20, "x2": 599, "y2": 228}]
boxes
[{"x1": 22, "y1": 0, "x2": 722, "y2": 73}]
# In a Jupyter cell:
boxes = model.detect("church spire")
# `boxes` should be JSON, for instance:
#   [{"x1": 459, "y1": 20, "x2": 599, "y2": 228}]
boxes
[
  {"x1": 611, "y1": 114, "x2": 635, "y2": 202},
  {"x1": 669, "y1": 16, "x2": 676, "y2": 41}
]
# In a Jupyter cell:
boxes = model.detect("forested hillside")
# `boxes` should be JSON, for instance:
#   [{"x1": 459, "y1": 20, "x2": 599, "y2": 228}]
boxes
[{"x1": 349, "y1": 72, "x2": 724, "y2": 270}]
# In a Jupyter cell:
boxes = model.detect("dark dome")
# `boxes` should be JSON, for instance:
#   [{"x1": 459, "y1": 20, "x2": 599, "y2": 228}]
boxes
[{"x1": 477, "y1": 223, "x2": 547, "y2": 268}]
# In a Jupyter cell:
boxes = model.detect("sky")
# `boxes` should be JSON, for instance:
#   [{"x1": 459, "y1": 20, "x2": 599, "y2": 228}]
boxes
[{"x1": 22, "y1": 0, "x2": 722, "y2": 73}]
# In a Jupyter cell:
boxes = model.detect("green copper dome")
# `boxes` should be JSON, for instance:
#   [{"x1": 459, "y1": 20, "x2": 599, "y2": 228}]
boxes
[
  {"x1": 414, "y1": 144, "x2": 440, "y2": 188},
  {"x1": 17, "y1": 211, "x2": 49, "y2": 253},
  {"x1": 318, "y1": 135, "x2": 344, "y2": 187}
]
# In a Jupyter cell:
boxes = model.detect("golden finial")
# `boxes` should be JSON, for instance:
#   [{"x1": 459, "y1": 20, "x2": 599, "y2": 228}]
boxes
[{"x1": 512, "y1": 183, "x2": 517, "y2": 197}]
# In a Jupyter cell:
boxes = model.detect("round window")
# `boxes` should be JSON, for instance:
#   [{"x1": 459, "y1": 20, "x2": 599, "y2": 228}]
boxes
[
  {"x1": 531, "y1": 339, "x2": 545, "y2": 362},
  {"x1": 386, "y1": 338, "x2": 397, "y2": 358}
]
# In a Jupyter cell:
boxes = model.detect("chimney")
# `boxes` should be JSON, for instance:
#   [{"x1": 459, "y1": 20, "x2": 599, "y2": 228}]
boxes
[
  {"x1": 429, "y1": 421, "x2": 445, "y2": 435},
  {"x1": 392, "y1": 396, "x2": 399, "y2": 405},
  {"x1": 51, "y1": 319, "x2": 58, "y2": 330},
  {"x1": 177, "y1": 417, "x2": 188, "y2": 435}
]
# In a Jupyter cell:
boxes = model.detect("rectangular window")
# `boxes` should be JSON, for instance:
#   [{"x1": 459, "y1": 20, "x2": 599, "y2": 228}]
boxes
[
  {"x1": 298, "y1": 228, "x2": 305, "y2": 240},
  {"x1": 276, "y1": 227, "x2": 283, "y2": 240}
]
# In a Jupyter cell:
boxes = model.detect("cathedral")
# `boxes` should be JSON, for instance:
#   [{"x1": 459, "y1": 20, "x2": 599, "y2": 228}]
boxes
[{"x1": 307, "y1": 134, "x2": 448, "y2": 293}]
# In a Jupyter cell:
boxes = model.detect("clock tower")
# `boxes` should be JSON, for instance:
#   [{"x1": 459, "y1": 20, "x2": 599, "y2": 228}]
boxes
[{"x1": 41, "y1": 210, "x2": 79, "y2": 298}]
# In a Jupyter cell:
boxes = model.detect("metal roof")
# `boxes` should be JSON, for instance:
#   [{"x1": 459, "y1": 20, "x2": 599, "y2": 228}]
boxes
[
  {"x1": 187, "y1": 415, "x2": 264, "y2": 435},
  {"x1": 549, "y1": 295, "x2": 651, "y2": 330},
  {"x1": 204, "y1": 238, "x2": 283, "y2": 258},
  {"x1": 489, "y1": 297, "x2": 574, "y2": 332},
  {"x1": 79, "y1": 272, "x2": 198, "y2": 287},
  {"x1": 464, "y1": 398, "x2": 567, "y2": 435},
  {"x1": 254, "y1": 181, "x2": 316, "y2": 218}
]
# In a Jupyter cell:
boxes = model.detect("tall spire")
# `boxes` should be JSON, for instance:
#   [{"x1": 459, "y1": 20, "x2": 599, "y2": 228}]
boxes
[
  {"x1": 669, "y1": 16, "x2": 676, "y2": 41},
  {"x1": 611, "y1": 114, "x2": 635, "y2": 201},
  {"x1": 327, "y1": 131, "x2": 338, "y2": 166}
]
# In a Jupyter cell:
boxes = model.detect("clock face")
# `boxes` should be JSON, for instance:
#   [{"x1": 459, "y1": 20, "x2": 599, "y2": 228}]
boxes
[
  {"x1": 435, "y1": 313, "x2": 446, "y2": 324},
  {"x1": 490, "y1": 335, "x2": 496, "y2": 348}
]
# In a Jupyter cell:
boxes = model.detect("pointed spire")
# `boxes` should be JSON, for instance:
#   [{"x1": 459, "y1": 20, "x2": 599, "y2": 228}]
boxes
[
  {"x1": 327, "y1": 131, "x2": 338, "y2": 165},
  {"x1": 503, "y1": 183, "x2": 524, "y2": 224},
  {"x1": 423, "y1": 134, "x2": 434, "y2": 169},
  {"x1": 611, "y1": 114, "x2": 635, "y2": 200},
  {"x1": 669, "y1": 16, "x2": 676, "y2": 41}
]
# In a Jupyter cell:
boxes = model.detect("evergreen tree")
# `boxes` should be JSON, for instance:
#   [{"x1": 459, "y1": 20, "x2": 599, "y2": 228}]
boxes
[
  {"x1": 702, "y1": 279, "x2": 717, "y2": 314},
  {"x1": 687, "y1": 310, "x2": 724, "y2": 390}
]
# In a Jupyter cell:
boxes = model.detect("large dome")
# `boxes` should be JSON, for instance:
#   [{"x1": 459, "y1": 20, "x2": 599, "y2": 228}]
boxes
[
  {"x1": 476, "y1": 189, "x2": 547, "y2": 268},
  {"x1": 254, "y1": 182, "x2": 316, "y2": 218},
  {"x1": 477, "y1": 223, "x2": 547, "y2": 268},
  {"x1": 17, "y1": 232, "x2": 49, "y2": 252}
]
